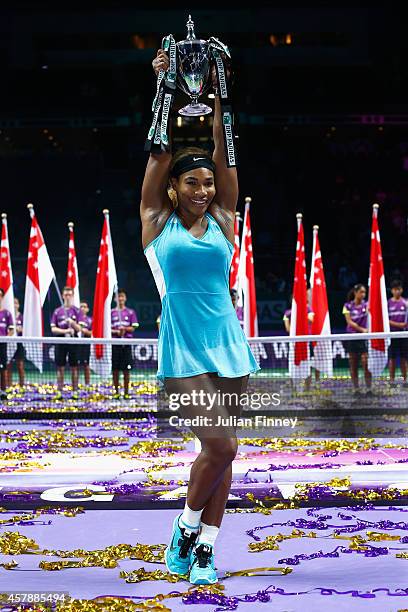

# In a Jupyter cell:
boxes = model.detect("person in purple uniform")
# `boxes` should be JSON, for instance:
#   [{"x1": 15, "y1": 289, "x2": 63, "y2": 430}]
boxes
[
  {"x1": 388, "y1": 279, "x2": 408, "y2": 385},
  {"x1": 50, "y1": 286, "x2": 81, "y2": 398},
  {"x1": 6, "y1": 297, "x2": 25, "y2": 388},
  {"x1": 111, "y1": 288, "x2": 139, "y2": 399},
  {"x1": 230, "y1": 289, "x2": 244, "y2": 329},
  {"x1": 342, "y1": 283, "x2": 372, "y2": 395},
  {"x1": 78, "y1": 300, "x2": 92, "y2": 386},
  {"x1": 0, "y1": 288, "x2": 15, "y2": 399}
]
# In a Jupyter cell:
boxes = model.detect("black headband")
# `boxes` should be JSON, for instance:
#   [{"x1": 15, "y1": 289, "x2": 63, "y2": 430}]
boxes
[{"x1": 171, "y1": 155, "x2": 216, "y2": 179}]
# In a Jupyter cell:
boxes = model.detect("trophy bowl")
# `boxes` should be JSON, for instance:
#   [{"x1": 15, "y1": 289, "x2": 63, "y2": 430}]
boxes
[{"x1": 176, "y1": 15, "x2": 212, "y2": 116}]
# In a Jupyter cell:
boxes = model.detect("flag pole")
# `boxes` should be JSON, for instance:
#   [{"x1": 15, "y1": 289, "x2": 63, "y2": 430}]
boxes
[
  {"x1": 27, "y1": 203, "x2": 63, "y2": 305},
  {"x1": 104, "y1": 208, "x2": 120, "y2": 324},
  {"x1": 53, "y1": 281, "x2": 63, "y2": 306},
  {"x1": 310, "y1": 224, "x2": 318, "y2": 289}
]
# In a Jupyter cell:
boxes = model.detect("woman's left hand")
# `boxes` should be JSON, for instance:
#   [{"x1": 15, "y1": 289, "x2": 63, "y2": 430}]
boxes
[{"x1": 152, "y1": 49, "x2": 169, "y2": 76}]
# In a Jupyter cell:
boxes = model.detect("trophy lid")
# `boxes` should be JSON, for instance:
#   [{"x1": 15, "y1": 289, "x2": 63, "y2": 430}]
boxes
[
  {"x1": 186, "y1": 15, "x2": 196, "y2": 41},
  {"x1": 177, "y1": 14, "x2": 208, "y2": 48}
]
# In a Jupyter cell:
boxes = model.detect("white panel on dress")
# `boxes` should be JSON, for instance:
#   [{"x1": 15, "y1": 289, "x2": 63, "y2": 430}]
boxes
[{"x1": 145, "y1": 245, "x2": 166, "y2": 300}]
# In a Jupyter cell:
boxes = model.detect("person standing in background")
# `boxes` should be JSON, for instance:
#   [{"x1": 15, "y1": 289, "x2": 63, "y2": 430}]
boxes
[
  {"x1": 342, "y1": 283, "x2": 372, "y2": 396},
  {"x1": 111, "y1": 289, "x2": 139, "y2": 399},
  {"x1": 6, "y1": 297, "x2": 25, "y2": 388},
  {"x1": 230, "y1": 289, "x2": 244, "y2": 329},
  {"x1": 388, "y1": 279, "x2": 408, "y2": 385},
  {"x1": 50, "y1": 286, "x2": 81, "y2": 399},
  {"x1": 0, "y1": 288, "x2": 14, "y2": 399}
]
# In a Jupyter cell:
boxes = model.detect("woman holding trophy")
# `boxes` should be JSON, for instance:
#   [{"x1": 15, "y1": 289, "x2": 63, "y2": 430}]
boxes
[{"x1": 140, "y1": 19, "x2": 259, "y2": 585}]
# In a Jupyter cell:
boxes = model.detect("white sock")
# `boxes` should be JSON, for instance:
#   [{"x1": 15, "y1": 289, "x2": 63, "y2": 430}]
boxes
[
  {"x1": 179, "y1": 503, "x2": 203, "y2": 532},
  {"x1": 197, "y1": 522, "x2": 219, "y2": 549}
]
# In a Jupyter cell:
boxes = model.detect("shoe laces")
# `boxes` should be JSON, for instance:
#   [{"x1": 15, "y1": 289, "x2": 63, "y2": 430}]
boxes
[
  {"x1": 177, "y1": 528, "x2": 197, "y2": 558},
  {"x1": 194, "y1": 544, "x2": 213, "y2": 568}
]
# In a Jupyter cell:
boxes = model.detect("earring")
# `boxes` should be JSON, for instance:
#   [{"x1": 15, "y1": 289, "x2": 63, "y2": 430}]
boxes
[{"x1": 169, "y1": 188, "x2": 178, "y2": 209}]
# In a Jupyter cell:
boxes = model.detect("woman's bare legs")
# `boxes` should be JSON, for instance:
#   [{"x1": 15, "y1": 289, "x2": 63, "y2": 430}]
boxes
[
  {"x1": 200, "y1": 374, "x2": 248, "y2": 527},
  {"x1": 165, "y1": 373, "x2": 249, "y2": 528}
]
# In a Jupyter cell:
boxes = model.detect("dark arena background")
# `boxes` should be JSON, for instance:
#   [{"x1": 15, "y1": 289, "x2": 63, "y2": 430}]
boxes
[{"x1": 0, "y1": 3, "x2": 407, "y2": 611}]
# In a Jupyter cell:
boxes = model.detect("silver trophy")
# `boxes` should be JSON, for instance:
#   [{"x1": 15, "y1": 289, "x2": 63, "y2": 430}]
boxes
[{"x1": 177, "y1": 15, "x2": 212, "y2": 116}]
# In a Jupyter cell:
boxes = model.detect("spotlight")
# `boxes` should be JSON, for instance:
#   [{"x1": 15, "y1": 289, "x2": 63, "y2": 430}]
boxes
[
  {"x1": 199, "y1": 116, "x2": 205, "y2": 122},
  {"x1": 176, "y1": 117, "x2": 182, "y2": 127}
]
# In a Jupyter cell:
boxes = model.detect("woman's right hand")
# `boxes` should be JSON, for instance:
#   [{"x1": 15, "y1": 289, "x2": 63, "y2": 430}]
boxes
[{"x1": 152, "y1": 49, "x2": 169, "y2": 76}]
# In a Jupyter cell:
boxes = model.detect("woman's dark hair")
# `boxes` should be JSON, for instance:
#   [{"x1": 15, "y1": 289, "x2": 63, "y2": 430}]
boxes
[
  {"x1": 347, "y1": 283, "x2": 365, "y2": 301},
  {"x1": 169, "y1": 146, "x2": 212, "y2": 178},
  {"x1": 391, "y1": 279, "x2": 403, "y2": 289}
]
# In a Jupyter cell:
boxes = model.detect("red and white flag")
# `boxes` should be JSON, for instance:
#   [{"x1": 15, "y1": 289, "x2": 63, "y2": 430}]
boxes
[
  {"x1": 289, "y1": 213, "x2": 310, "y2": 379},
  {"x1": 229, "y1": 212, "x2": 241, "y2": 291},
  {"x1": 310, "y1": 225, "x2": 333, "y2": 376},
  {"x1": 368, "y1": 204, "x2": 390, "y2": 376},
  {"x1": 237, "y1": 197, "x2": 258, "y2": 337},
  {"x1": 23, "y1": 204, "x2": 55, "y2": 371},
  {"x1": 90, "y1": 209, "x2": 118, "y2": 376},
  {"x1": 0, "y1": 214, "x2": 17, "y2": 361},
  {"x1": 66, "y1": 222, "x2": 80, "y2": 308}
]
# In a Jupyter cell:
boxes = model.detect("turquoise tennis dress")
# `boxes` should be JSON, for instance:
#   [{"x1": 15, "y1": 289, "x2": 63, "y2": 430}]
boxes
[{"x1": 144, "y1": 210, "x2": 260, "y2": 381}]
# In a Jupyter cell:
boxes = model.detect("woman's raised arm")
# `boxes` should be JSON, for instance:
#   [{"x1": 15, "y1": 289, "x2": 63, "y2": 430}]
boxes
[
  {"x1": 140, "y1": 49, "x2": 173, "y2": 248},
  {"x1": 208, "y1": 93, "x2": 238, "y2": 244},
  {"x1": 211, "y1": 94, "x2": 239, "y2": 215}
]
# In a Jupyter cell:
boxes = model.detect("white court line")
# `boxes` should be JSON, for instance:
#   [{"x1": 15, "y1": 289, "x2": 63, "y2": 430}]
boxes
[{"x1": 378, "y1": 448, "x2": 398, "y2": 462}]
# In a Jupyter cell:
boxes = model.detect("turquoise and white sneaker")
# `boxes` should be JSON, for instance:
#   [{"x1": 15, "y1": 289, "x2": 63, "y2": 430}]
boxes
[
  {"x1": 189, "y1": 543, "x2": 218, "y2": 584},
  {"x1": 164, "y1": 514, "x2": 197, "y2": 576}
]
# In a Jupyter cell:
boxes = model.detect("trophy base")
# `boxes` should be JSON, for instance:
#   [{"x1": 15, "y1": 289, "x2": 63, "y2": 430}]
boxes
[{"x1": 178, "y1": 102, "x2": 212, "y2": 117}]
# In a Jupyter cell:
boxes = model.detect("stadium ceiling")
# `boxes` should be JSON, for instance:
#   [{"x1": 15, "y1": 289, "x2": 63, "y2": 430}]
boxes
[{"x1": 0, "y1": 7, "x2": 398, "y2": 69}]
